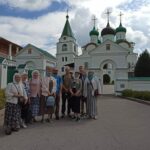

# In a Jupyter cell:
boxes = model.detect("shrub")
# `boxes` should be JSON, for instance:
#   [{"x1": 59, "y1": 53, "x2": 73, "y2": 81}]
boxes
[
  {"x1": 122, "y1": 89, "x2": 150, "y2": 101},
  {"x1": 111, "y1": 80, "x2": 114, "y2": 85},
  {"x1": 122, "y1": 89, "x2": 133, "y2": 97},
  {"x1": 0, "y1": 89, "x2": 6, "y2": 109}
]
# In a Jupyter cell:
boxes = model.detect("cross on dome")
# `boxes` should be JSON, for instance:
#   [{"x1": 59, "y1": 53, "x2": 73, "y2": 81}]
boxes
[
  {"x1": 92, "y1": 15, "x2": 97, "y2": 27},
  {"x1": 105, "y1": 9, "x2": 112, "y2": 23},
  {"x1": 119, "y1": 12, "x2": 123, "y2": 24},
  {"x1": 66, "y1": 9, "x2": 69, "y2": 19}
]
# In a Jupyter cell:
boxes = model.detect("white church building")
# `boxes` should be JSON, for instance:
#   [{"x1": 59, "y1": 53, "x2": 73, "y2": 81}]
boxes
[{"x1": 56, "y1": 12, "x2": 140, "y2": 94}]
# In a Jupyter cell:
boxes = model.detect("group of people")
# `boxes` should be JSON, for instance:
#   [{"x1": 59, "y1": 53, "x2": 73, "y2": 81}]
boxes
[{"x1": 4, "y1": 65, "x2": 101, "y2": 135}]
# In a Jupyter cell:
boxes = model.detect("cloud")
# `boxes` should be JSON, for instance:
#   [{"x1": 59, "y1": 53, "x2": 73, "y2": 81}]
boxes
[
  {"x1": 0, "y1": 0, "x2": 150, "y2": 56},
  {"x1": 0, "y1": 12, "x2": 67, "y2": 55},
  {"x1": 0, "y1": 0, "x2": 54, "y2": 11}
]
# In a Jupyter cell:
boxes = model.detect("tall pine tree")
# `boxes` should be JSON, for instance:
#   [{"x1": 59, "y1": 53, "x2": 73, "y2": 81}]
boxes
[{"x1": 134, "y1": 50, "x2": 150, "y2": 77}]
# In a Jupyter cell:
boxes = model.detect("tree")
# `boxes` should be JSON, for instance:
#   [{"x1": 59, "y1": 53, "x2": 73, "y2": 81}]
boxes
[{"x1": 134, "y1": 50, "x2": 150, "y2": 77}]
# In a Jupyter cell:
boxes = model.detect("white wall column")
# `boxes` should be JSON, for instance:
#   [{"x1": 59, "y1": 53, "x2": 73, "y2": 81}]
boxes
[
  {"x1": 9, "y1": 44, "x2": 12, "y2": 60},
  {"x1": 16, "y1": 47, "x2": 19, "y2": 54}
]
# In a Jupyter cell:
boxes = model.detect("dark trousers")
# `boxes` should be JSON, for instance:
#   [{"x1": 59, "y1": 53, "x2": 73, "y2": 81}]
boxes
[
  {"x1": 55, "y1": 94, "x2": 60, "y2": 117},
  {"x1": 61, "y1": 92, "x2": 71, "y2": 115},
  {"x1": 21, "y1": 103, "x2": 31, "y2": 123},
  {"x1": 71, "y1": 96, "x2": 80, "y2": 114}
]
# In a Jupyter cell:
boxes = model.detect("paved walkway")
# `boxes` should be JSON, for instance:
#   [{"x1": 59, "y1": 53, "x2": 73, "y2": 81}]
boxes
[{"x1": 0, "y1": 96, "x2": 150, "y2": 150}]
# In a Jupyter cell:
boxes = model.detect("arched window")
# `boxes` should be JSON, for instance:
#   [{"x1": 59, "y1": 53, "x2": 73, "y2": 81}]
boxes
[
  {"x1": 62, "y1": 44, "x2": 67, "y2": 51},
  {"x1": 103, "y1": 64, "x2": 108, "y2": 69}
]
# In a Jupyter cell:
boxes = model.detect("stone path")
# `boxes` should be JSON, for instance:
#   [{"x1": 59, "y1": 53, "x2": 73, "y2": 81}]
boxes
[{"x1": 0, "y1": 96, "x2": 150, "y2": 150}]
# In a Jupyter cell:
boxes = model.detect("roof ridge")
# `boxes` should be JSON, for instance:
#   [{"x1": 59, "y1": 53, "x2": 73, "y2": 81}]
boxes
[{"x1": 28, "y1": 44, "x2": 56, "y2": 60}]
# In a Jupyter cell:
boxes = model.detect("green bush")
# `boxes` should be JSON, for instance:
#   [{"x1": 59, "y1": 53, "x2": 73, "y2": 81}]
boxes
[
  {"x1": 0, "y1": 89, "x2": 6, "y2": 109},
  {"x1": 122, "y1": 89, "x2": 133, "y2": 97},
  {"x1": 122, "y1": 89, "x2": 150, "y2": 101},
  {"x1": 111, "y1": 80, "x2": 114, "y2": 85}
]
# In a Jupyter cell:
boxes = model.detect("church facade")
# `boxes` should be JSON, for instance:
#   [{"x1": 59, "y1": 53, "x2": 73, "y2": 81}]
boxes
[{"x1": 56, "y1": 13, "x2": 138, "y2": 92}]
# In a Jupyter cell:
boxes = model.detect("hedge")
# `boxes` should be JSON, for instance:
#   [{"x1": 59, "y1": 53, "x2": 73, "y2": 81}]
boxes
[
  {"x1": 122, "y1": 89, "x2": 150, "y2": 101},
  {"x1": 0, "y1": 89, "x2": 5, "y2": 109}
]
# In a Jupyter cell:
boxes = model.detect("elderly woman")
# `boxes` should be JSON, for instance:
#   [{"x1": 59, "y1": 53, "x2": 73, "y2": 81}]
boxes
[
  {"x1": 83, "y1": 71, "x2": 101, "y2": 119},
  {"x1": 4, "y1": 73, "x2": 27, "y2": 135},
  {"x1": 29, "y1": 70, "x2": 41, "y2": 122}
]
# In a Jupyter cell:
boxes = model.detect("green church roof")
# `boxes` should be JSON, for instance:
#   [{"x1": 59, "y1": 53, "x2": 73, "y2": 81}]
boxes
[
  {"x1": 28, "y1": 44, "x2": 56, "y2": 60},
  {"x1": 116, "y1": 23, "x2": 127, "y2": 33},
  {"x1": 61, "y1": 15, "x2": 75, "y2": 39},
  {"x1": 89, "y1": 26, "x2": 99, "y2": 36},
  {"x1": 18, "y1": 64, "x2": 26, "y2": 69}
]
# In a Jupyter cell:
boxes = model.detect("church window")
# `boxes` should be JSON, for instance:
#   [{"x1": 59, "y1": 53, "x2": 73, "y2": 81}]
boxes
[
  {"x1": 65, "y1": 57, "x2": 67, "y2": 62},
  {"x1": 84, "y1": 62, "x2": 88, "y2": 69},
  {"x1": 103, "y1": 64, "x2": 108, "y2": 69},
  {"x1": 120, "y1": 84, "x2": 125, "y2": 88},
  {"x1": 63, "y1": 37, "x2": 66, "y2": 40},
  {"x1": 62, "y1": 57, "x2": 64, "y2": 62},
  {"x1": 106, "y1": 44, "x2": 110, "y2": 50},
  {"x1": 61, "y1": 67, "x2": 64, "y2": 72},
  {"x1": 62, "y1": 44, "x2": 67, "y2": 51},
  {"x1": 74, "y1": 45, "x2": 76, "y2": 52},
  {"x1": 28, "y1": 48, "x2": 32, "y2": 54}
]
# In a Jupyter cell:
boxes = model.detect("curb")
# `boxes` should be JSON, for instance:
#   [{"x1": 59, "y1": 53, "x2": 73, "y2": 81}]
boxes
[{"x1": 119, "y1": 96, "x2": 150, "y2": 106}]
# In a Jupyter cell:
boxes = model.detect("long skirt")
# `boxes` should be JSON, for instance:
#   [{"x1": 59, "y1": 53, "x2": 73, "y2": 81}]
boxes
[
  {"x1": 87, "y1": 84, "x2": 97, "y2": 117},
  {"x1": 4, "y1": 102, "x2": 21, "y2": 129},
  {"x1": 30, "y1": 96, "x2": 40, "y2": 117},
  {"x1": 71, "y1": 96, "x2": 80, "y2": 114}
]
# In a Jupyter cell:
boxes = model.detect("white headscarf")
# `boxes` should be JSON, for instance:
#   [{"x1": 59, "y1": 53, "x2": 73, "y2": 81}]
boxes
[
  {"x1": 32, "y1": 70, "x2": 40, "y2": 78},
  {"x1": 13, "y1": 73, "x2": 21, "y2": 84},
  {"x1": 13, "y1": 73, "x2": 24, "y2": 95}
]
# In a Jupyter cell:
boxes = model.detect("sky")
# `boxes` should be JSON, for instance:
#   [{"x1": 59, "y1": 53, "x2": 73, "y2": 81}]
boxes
[{"x1": 0, "y1": 0, "x2": 150, "y2": 56}]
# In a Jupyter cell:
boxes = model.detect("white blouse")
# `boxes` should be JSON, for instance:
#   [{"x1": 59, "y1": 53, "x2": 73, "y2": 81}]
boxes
[{"x1": 5, "y1": 82, "x2": 27, "y2": 104}]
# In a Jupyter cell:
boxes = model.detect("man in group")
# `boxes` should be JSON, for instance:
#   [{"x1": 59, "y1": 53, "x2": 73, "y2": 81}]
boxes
[
  {"x1": 61, "y1": 66, "x2": 72, "y2": 118},
  {"x1": 79, "y1": 66, "x2": 87, "y2": 117},
  {"x1": 52, "y1": 67, "x2": 62, "y2": 120}
]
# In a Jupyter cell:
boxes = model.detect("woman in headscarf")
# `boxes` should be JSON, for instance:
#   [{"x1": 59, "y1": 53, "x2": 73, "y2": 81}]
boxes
[
  {"x1": 4, "y1": 73, "x2": 27, "y2": 135},
  {"x1": 83, "y1": 71, "x2": 101, "y2": 119},
  {"x1": 29, "y1": 70, "x2": 41, "y2": 122},
  {"x1": 70, "y1": 71, "x2": 82, "y2": 121}
]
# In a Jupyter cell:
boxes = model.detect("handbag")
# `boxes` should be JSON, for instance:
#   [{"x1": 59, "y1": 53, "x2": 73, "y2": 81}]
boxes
[
  {"x1": 46, "y1": 96, "x2": 55, "y2": 107},
  {"x1": 94, "y1": 89, "x2": 99, "y2": 96},
  {"x1": 90, "y1": 81, "x2": 99, "y2": 96}
]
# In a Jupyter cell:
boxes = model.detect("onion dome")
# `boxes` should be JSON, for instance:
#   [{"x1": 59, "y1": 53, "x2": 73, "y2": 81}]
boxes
[
  {"x1": 89, "y1": 26, "x2": 99, "y2": 36},
  {"x1": 116, "y1": 23, "x2": 127, "y2": 33},
  {"x1": 101, "y1": 22, "x2": 115, "y2": 36}
]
